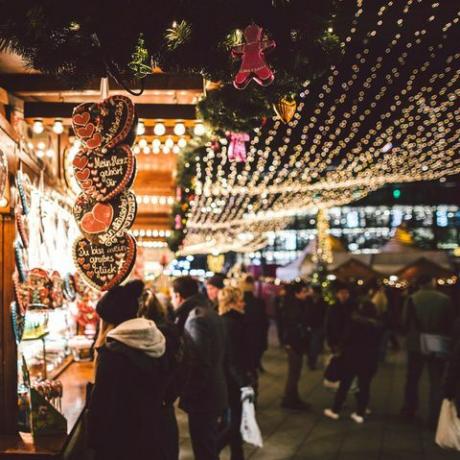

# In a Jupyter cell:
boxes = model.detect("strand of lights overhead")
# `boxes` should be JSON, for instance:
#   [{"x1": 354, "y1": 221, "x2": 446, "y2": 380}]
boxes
[
  {"x1": 181, "y1": 0, "x2": 460, "y2": 253},
  {"x1": 131, "y1": 229, "x2": 172, "y2": 238},
  {"x1": 136, "y1": 195, "x2": 175, "y2": 205}
]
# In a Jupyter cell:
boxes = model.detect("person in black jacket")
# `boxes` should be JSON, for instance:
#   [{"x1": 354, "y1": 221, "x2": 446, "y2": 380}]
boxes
[
  {"x1": 326, "y1": 282, "x2": 357, "y2": 353},
  {"x1": 218, "y1": 286, "x2": 248, "y2": 460},
  {"x1": 282, "y1": 280, "x2": 312, "y2": 410},
  {"x1": 171, "y1": 276, "x2": 228, "y2": 460},
  {"x1": 324, "y1": 301, "x2": 383, "y2": 424},
  {"x1": 88, "y1": 280, "x2": 169, "y2": 460},
  {"x1": 138, "y1": 289, "x2": 185, "y2": 460},
  {"x1": 306, "y1": 285, "x2": 327, "y2": 370},
  {"x1": 240, "y1": 275, "x2": 269, "y2": 382}
]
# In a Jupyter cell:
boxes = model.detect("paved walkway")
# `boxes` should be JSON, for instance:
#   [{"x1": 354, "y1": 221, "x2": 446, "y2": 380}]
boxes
[{"x1": 178, "y1": 330, "x2": 458, "y2": 460}]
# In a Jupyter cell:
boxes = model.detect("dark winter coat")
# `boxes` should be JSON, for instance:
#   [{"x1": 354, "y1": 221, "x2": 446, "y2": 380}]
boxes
[
  {"x1": 222, "y1": 309, "x2": 248, "y2": 399},
  {"x1": 243, "y1": 292, "x2": 269, "y2": 369},
  {"x1": 283, "y1": 295, "x2": 310, "y2": 353},
  {"x1": 402, "y1": 288, "x2": 454, "y2": 353},
  {"x1": 326, "y1": 299, "x2": 356, "y2": 351},
  {"x1": 306, "y1": 297, "x2": 327, "y2": 330},
  {"x1": 339, "y1": 312, "x2": 383, "y2": 376},
  {"x1": 174, "y1": 294, "x2": 228, "y2": 415},
  {"x1": 87, "y1": 340, "x2": 170, "y2": 460}
]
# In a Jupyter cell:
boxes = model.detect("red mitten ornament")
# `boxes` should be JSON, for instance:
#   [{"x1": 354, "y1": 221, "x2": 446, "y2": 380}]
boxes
[{"x1": 232, "y1": 24, "x2": 276, "y2": 89}]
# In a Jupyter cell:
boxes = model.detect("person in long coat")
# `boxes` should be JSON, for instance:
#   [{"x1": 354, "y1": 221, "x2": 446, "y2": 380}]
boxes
[
  {"x1": 218, "y1": 286, "x2": 248, "y2": 460},
  {"x1": 88, "y1": 280, "x2": 169, "y2": 460}
]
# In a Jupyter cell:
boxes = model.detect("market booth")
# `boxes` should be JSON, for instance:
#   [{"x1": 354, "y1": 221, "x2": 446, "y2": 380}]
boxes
[{"x1": 0, "y1": 96, "x2": 99, "y2": 458}]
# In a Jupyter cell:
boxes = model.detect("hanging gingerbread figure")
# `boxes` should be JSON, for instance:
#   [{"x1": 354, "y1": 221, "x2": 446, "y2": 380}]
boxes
[{"x1": 232, "y1": 24, "x2": 276, "y2": 89}]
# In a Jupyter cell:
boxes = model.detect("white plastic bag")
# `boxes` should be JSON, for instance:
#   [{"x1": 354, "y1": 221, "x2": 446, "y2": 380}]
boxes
[
  {"x1": 240, "y1": 387, "x2": 263, "y2": 448},
  {"x1": 436, "y1": 399, "x2": 460, "y2": 451}
]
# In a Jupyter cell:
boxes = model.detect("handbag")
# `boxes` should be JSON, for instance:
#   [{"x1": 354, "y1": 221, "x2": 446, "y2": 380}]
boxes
[
  {"x1": 407, "y1": 297, "x2": 450, "y2": 357},
  {"x1": 240, "y1": 387, "x2": 263, "y2": 448},
  {"x1": 436, "y1": 399, "x2": 460, "y2": 451}
]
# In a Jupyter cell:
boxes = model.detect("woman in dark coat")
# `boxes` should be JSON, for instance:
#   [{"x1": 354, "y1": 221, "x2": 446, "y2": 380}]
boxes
[
  {"x1": 88, "y1": 280, "x2": 169, "y2": 460},
  {"x1": 218, "y1": 286, "x2": 248, "y2": 460},
  {"x1": 138, "y1": 289, "x2": 185, "y2": 460},
  {"x1": 324, "y1": 301, "x2": 383, "y2": 423}
]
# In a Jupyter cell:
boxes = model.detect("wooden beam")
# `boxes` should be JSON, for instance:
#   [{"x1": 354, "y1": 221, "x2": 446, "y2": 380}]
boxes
[
  {"x1": 0, "y1": 73, "x2": 203, "y2": 93},
  {"x1": 24, "y1": 102, "x2": 196, "y2": 120}
]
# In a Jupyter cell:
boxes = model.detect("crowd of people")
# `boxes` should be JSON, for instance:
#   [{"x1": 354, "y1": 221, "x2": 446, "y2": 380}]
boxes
[
  {"x1": 87, "y1": 274, "x2": 268, "y2": 460},
  {"x1": 85, "y1": 272, "x2": 459, "y2": 460},
  {"x1": 274, "y1": 275, "x2": 458, "y2": 428}
]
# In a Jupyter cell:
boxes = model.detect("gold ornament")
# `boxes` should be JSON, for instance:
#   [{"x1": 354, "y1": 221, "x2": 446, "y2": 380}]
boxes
[
  {"x1": 273, "y1": 95, "x2": 297, "y2": 124},
  {"x1": 207, "y1": 254, "x2": 225, "y2": 273}
]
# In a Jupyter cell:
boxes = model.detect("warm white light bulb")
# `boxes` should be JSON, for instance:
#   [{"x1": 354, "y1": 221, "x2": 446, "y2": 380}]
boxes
[
  {"x1": 37, "y1": 141, "x2": 46, "y2": 150},
  {"x1": 152, "y1": 139, "x2": 161, "y2": 149},
  {"x1": 33, "y1": 120, "x2": 44, "y2": 134},
  {"x1": 46, "y1": 149, "x2": 54, "y2": 158},
  {"x1": 36, "y1": 150, "x2": 44, "y2": 158},
  {"x1": 178, "y1": 138, "x2": 187, "y2": 148},
  {"x1": 136, "y1": 121, "x2": 145, "y2": 136},
  {"x1": 165, "y1": 137, "x2": 174, "y2": 149},
  {"x1": 138, "y1": 138, "x2": 148, "y2": 148},
  {"x1": 194, "y1": 123, "x2": 205, "y2": 136},
  {"x1": 174, "y1": 122, "x2": 186, "y2": 136},
  {"x1": 154, "y1": 122, "x2": 166, "y2": 136},
  {"x1": 52, "y1": 120, "x2": 64, "y2": 134}
]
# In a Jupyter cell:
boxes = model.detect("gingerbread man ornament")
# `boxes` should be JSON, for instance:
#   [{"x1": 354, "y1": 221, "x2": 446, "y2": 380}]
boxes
[{"x1": 232, "y1": 24, "x2": 276, "y2": 89}]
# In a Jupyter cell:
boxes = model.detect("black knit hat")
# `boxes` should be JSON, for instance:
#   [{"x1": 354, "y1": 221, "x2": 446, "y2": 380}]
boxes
[
  {"x1": 96, "y1": 279, "x2": 145, "y2": 326},
  {"x1": 206, "y1": 274, "x2": 225, "y2": 289}
]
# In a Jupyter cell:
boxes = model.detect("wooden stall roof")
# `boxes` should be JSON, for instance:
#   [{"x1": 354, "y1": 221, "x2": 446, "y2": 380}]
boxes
[{"x1": 395, "y1": 257, "x2": 455, "y2": 282}]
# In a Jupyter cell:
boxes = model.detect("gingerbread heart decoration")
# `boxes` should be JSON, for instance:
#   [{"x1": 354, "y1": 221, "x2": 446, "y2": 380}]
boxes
[
  {"x1": 72, "y1": 95, "x2": 136, "y2": 152},
  {"x1": 72, "y1": 145, "x2": 135, "y2": 202},
  {"x1": 73, "y1": 191, "x2": 137, "y2": 244},
  {"x1": 73, "y1": 233, "x2": 137, "y2": 291}
]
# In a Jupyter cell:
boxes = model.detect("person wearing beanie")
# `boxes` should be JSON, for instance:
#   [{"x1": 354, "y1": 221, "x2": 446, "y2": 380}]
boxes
[
  {"x1": 87, "y1": 280, "x2": 172, "y2": 460},
  {"x1": 206, "y1": 274, "x2": 226, "y2": 308}
]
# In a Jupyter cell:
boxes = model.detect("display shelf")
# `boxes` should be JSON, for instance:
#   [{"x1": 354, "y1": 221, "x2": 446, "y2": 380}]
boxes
[{"x1": 48, "y1": 356, "x2": 73, "y2": 381}]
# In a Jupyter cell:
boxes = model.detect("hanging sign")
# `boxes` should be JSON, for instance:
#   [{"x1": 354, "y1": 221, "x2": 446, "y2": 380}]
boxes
[
  {"x1": 73, "y1": 190, "x2": 137, "y2": 244},
  {"x1": 73, "y1": 233, "x2": 137, "y2": 291},
  {"x1": 72, "y1": 145, "x2": 135, "y2": 202},
  {"x1": 72, "y1": 95, "x2": 136, "y2": 152}
]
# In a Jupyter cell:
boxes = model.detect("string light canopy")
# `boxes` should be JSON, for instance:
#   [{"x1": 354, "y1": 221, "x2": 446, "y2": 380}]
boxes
[{"x1": 179, "y1": 0, "x2": 460, "y2": 255}]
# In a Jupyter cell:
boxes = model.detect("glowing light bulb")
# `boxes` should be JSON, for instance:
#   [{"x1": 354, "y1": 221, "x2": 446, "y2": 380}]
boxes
[
  {"x1": 165, "y1": 138, "x2": 174, "y2": 149},
  {"x1": 178, "y1": 138, "x2": 187, "y2": 148},
  {"x1": 194, "y1": 123, "x2": 205, "y2": 136},
  {"x1": 52, "y1": 120, "x2": 64, "y2": 134},
  {"x1": 136, "y1": 121, "x2": 145, "y2": 136},
  {"x1": 138, "y1": 138, "x2": 148, "y2": 148},
  {"x1": 174, "y1": 122, "x2": 186, "y2": 136},
  {"x1": 32, "y1": 120, "x2": 44, "y2": 134},
  {"x1": 154, "y1": 122, "x2": 166, "y2": 136}
]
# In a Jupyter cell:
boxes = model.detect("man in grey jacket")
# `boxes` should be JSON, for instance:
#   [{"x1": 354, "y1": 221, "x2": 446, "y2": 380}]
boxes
[
  {"x1": 401, "y1": 274, "x2": 455, "y2": 426},
  {"x1": 171, "y1": 276, "x2": 228, "y2": 460}
]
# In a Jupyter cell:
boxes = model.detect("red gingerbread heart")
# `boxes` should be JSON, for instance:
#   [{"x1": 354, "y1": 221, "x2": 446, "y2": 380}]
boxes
[
  {"x1": 80, "y1": 203, "x2": 113, "y2": 234},
  {"x1": 73, "y1": 155, "x2": 88, "y2": 170},
  {"x1": 73, "y1": 112, "x2": 90, "y2": 126},
  {"x1": 73, "y1": 191, "x2": 136, "y2": 244},
  {"x1": 86, "y1": 133, "x2": 103, "y2": 150},
  {"x1": 75, "y1": 169, "x2": 90, "y2": 181},
  {"x1": 76, "y1": 123, "x2": 95, "y2": 139}
]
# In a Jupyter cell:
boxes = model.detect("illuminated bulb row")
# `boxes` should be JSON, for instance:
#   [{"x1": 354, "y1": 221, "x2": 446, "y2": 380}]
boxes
[
  {"x1": 136, "y1": 195, "x2": 175, "y2": 206},
  {"x1": 136, "y1": 121, "x2": 205, "y2": 137},
  {"x1": 137, "y1": 241, "x2": 168, "y2": 249},
  {"x1": 134, "y1": 137, "x2": 187, "y2": 155},
  {"x1": 32, "y1": 119, "x2": 65, "y2": 135},
  {"x1": 131, "y1": 229, "x2": 172, "y2": 238}
]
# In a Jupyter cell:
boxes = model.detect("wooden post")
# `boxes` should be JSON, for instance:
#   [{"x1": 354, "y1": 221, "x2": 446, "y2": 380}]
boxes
[{"x1": 0, "y1": 213, "x2": 18, "y2": 434}]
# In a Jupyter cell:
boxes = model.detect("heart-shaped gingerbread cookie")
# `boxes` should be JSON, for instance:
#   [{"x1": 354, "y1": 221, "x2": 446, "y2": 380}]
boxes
[
  {"x1": 73, "y1": 191, "x2": 137, "y2": 244},
  {"x1": 73, "y1": 233, "x2": 137, "y2": 291},
  {"x1": 72, "y1": 145, "x2": 135, "y2": 201},
  {"x1": 72, "y1": 95, "x2": 136, "y2": 152}
]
